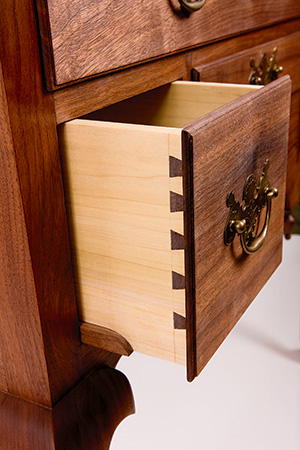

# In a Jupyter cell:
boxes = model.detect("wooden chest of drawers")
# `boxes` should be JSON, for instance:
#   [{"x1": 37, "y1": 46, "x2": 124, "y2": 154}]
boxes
[{"x1": 0, "y1": 0, "x2": 298, "y2": 446}]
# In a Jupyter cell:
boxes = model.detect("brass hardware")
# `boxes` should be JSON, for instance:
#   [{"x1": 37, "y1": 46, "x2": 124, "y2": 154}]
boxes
[
  {"x1": 224, "y1": 160, "x2": 278, "y2": 254},
  {"x1": 248, "y1": 47, "x2": 283, "y2": 85},
  {"x1": 178, "y1": 0, "x2": 206, "y2": 14}
]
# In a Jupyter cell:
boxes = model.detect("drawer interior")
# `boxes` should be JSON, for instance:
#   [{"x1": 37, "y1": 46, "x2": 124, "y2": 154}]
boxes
[
  {"x1": 59, "y1": 81, "x2": 260, "y2": 367},
  {"x1": 82, "y1": 81, "x2": 259, "y2": 128}
]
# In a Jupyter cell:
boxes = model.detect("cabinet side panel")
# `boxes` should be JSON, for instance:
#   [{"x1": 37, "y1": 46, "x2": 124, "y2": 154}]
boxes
[
  {"x1": 0, "y1": 63, "x2": 51, "y2": 403},
  {"x1": 0, "y1": 349, "x2": 7, "y2": 393},
  {"x1": 0, "y1": 0, "x2": 110, "y2": 405}
]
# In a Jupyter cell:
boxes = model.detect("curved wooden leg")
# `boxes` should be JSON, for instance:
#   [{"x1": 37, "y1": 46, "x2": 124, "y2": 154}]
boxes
[{"x1": 0, "y1": 366, "x2": 135, "y2": 450}]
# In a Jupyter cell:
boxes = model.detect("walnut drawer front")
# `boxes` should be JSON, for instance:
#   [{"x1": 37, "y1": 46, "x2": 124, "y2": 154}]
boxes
[
  {"x1": 192, "y1": 32, "x2": 300, "y2": 93},
  {"x1": 37, "y1": 0, "x2": 300, "y2": 88},
  {"x1": 59, "y1": 77, "x2": 291, "y2": 381}
]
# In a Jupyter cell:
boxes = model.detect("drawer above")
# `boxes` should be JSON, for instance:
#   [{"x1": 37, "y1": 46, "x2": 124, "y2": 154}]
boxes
[
  {"x1": 59, "y1": 77, "x2": 291, "y2": 381},
  {"x1": 37, "y1": 0, "x2": 300, "y2": 88}
]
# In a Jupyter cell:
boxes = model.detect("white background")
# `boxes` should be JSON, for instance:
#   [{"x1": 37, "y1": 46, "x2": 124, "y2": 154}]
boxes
[{"x1": 112, "y1": 236, "x2": 300, "y2": 450}]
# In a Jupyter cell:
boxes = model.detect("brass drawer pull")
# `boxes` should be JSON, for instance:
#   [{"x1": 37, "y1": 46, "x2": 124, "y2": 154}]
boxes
[
  {"x1": 224, "y1": 160, "x2": 278, "y2": 254},
  {"x1": 178, "y1": 0, "x2": 206, "y2": 14},
  {"x1": 248, "y1": 47, "x2": 283, "y2": 85}
]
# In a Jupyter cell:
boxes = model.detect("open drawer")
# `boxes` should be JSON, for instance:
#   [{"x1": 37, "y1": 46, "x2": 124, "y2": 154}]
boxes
[{"x1": 59, "y1": 77, "x2": 291, "y2": 381}]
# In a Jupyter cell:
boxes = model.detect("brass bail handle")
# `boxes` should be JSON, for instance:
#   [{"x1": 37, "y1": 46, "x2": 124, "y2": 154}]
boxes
[
  {"x1": 232, "y1": 188, "x2": 278, "y2": 254},
  {"x1": 178, "y1": 0, "x2": 206, "y2": 14},
  {"x1": 224, "y1": 160, "x2": 278, "y2": 255}
]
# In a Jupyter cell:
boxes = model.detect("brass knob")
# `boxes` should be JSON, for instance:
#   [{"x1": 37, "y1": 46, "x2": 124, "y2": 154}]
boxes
[
  {"x1": 224, "y1": 160, "x2": 278, "y2": 255},
  {"x1": 178, "y1": 0, "x2": 206, "y2": 14}
]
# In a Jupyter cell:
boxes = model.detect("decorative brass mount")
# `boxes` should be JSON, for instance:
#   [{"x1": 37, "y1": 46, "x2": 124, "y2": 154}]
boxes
[
  {"x1": 248, "y1": 47, "x2": 283, "y2": 85},
  {"x1": 224, "y1": 160, "x2": 278, "y2": 254}
]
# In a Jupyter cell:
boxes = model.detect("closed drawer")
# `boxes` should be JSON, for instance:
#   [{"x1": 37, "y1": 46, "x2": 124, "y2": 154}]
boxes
[
  {"x1": 37, "y1": 0, "x2": 300, "y2": 88},
  {"x1": 59, "y1": 77, "x2": 291, "y2": 381},
  {"x1": 192, "y1": 32, "x2": 300, "y2": 92}
]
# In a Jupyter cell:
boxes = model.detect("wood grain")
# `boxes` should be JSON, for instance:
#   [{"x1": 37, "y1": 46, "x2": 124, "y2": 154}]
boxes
[
  {"x1": 0, "y1": 348, "x2": 7, "y2": 392},
  {"x1": 183, "y1": 76, "x2": 291, "y2": 380},
  {"x1": 0, "y1": 0, "x2": 82, "y2": 405},
  {"x1": 0, "y1": 366, "x2": 134, "y2": 449},
  {"x1": 59, "y1": 120, "x2": 185, "y2": 364},
  {"x1": 0, "y1": 61, "x2": 51, "y2": 404},
  {"x1": 82, "y1": 81, "x2": 259, "y2": 129},
  {"x1": 0, "y1": 0, "x2": 120, "y2": 406},
  {"x1": 52, "y1": 19, "x2": 300, "y2": 124},
  {"x1": 0, "y1": 73, "x2": 8, "y2": 396},
  {"x1": 54, "y1": 54, "x2": 189, "y2": 124},
  {"x1": 37, "y1": 0, "x2": 300, "y2": 87},
  {"x1": 79, "y1": 322, "x2": 133, "y2": 356},
  {"x1": 0, "y1": 0, "x2": 296, "y2": 431},
  {"x1": 189, "y1": 18, "x2": 300, "y2": 71}
]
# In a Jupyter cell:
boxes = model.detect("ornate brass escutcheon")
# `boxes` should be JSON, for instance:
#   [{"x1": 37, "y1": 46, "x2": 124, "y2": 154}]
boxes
[
  {"x1": 248, "y1": 47, "x2": 283, "y2": 85},
  {"x1": 224, "y1": 160, "x2": 278, "y2": 254}
]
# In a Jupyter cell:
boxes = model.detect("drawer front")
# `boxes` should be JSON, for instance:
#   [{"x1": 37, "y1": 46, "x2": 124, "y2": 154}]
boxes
[
  {"x1": 183, "y1": 77, "x2": 291, "y2": 380},
  {"x1": 192, "y1": 32, "x2": 300, "y2": 92},
  {"x1": 38, "y1": 0, "x2": 300, "y2": 88},
  {"x1": 59, "y1": 78, "x2": 291, "y2": 380}
]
